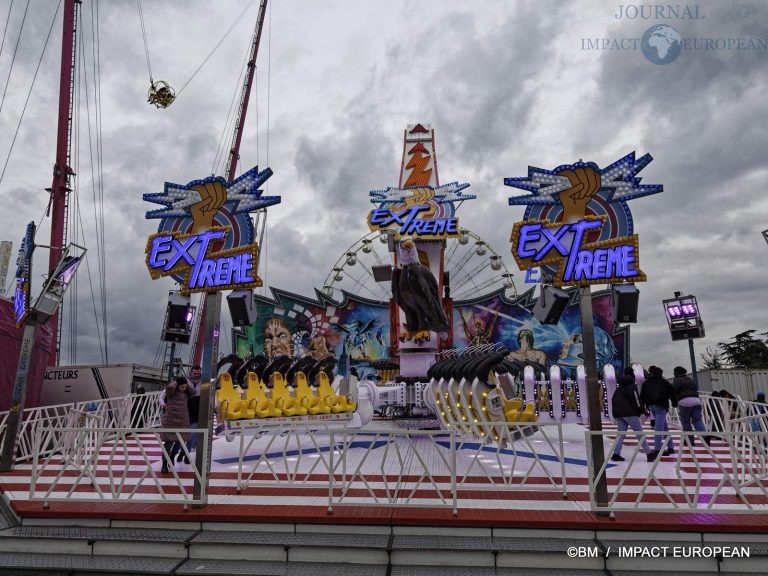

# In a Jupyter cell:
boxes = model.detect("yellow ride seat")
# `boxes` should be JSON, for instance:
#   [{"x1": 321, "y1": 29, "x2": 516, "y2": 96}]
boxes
[
  {"x1": 315, "y1": 372, "x2": 355, "y2": 413},
  {"x1": 293, "y1": 371, "x2": 329, "y2": 415},
  {"x1": 244, "y1": 372, "x2": 282, "y2": 418},
  {"x1": 519, "y1": 402, "x2": 538, "y2": 423},
  {"x1": 270, "y1": 372, "x2": 307, "y2": 416},
  {"x1": 502, "y1": 398, "x2": 523, "y2": 421},
  {"x1": 217, "y1": 373, "x2": 255, "y2": 420}
]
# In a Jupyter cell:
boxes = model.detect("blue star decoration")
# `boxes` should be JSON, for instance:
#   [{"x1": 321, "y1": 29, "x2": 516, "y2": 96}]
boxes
[
  {"x1": 143, "y1": 165, "x2": 280, "y2": 220},
  {"x1": 506, "y1": 152, "x2": 662, "y2": 207},
  {"x1": 369, "y1": 182, "x2": 475, "y2": 206}
]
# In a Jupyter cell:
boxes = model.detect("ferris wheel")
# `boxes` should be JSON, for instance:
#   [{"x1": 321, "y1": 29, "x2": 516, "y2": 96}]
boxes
[{"x1": 321, "y1": 228, "x2": 517, "y2": 302}]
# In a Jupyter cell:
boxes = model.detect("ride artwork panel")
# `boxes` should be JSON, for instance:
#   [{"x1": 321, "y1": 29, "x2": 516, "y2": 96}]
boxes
[
  {"x1": 453, "y1": 288, "x2": 628, "y2": 380},
  {"x1": 232, "y1": 289, "x2": 391, "y2": 379}
]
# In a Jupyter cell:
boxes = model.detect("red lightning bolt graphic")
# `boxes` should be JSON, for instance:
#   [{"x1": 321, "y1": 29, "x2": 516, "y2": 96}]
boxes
[{"x1": 404, "y1": 143, "x2": 432, "y2": 186}]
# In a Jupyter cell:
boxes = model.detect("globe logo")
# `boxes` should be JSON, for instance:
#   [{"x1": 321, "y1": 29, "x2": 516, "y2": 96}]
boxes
[{"x1": 641, "y1": 25, "x2": 682, "y2": 64}]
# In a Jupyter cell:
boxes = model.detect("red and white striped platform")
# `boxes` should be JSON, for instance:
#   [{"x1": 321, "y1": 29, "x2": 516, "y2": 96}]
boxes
[{"x1": 2, "y1": 422, "x2": 767, "y2": 533}]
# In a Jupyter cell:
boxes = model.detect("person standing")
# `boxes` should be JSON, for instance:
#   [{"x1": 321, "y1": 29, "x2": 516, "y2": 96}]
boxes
[
  {"x1": 181, "y1": 365, "x2": 202, "y2": 462},
  {"x1": 130, "y1": 385, "x2": 147, "y2": 431},
  {"x1": 640, "y1": 366, "x2": 677, "y2": 456},
  {"x1": 672, "y1": 366, "x2": 709, "y2": 447},
  {"x1": 611, "y1": 374, "x2": 654, "y2": 462},
  {"x1": 160, "y1": 377, "x2": 193, "y2": 473}
]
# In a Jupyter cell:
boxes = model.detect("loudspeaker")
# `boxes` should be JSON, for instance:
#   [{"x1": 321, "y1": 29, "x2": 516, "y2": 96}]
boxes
[
  {"x1": 163, "y1": 292, "x2": 192, "y2": 343},
  {"x1": 227, "y1": 289, "x2": 256, "y2": 326},
  {"x1": 670, "y1": 320, "x2": 706, "y2": 341},
  {"x1": 372, "y1": 265, "x2": 393, "y2": 282},
  {"x1": 533, "y1": 284, "x2": 569, "y2": 325},
  {"x1": 611, "y1": 283, "x2": 640, "y2": 323}
]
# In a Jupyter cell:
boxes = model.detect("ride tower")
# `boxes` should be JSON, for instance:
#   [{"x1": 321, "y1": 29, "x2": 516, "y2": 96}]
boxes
[{"x1": 368, "y1": 124, "x2": 475, "y2": 380}]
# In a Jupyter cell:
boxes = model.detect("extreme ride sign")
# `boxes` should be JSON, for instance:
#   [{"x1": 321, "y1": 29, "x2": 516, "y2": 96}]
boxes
[
  {"x1": 143, "y1": 166, "x2": 280, "y2": 294},
  {"x1": 506, "y1": 153, "x2": 663, "y2": 287}
]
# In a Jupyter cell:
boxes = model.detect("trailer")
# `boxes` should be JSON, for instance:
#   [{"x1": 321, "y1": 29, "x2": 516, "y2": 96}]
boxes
[{"x1": 38, "y1": 364, "x2": 165, "y2": 407}]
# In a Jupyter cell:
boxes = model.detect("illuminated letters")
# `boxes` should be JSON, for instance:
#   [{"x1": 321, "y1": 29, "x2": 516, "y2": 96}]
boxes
[
  {"x1": 145, "y1": 227, "x2": 260, "y2": 294},
  {"x1": 511, "y1": 217, "x2": 644, "y2": 287},
  {"x1": 369, "y1": 205, "x2": 459, "y2": 238}
]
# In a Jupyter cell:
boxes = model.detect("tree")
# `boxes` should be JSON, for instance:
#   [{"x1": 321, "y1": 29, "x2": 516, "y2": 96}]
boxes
[
  {"x1": 717, "y1": 330, "x2": 768, "y2": 369},
  {"x1": 700, "y1": 346, "x2": 725, "y2": 370}
]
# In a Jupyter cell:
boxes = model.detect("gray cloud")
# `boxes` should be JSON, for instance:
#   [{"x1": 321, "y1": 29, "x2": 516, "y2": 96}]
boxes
[{"x1": 1, "y1": 0, "x2": 767, "y2": 377}]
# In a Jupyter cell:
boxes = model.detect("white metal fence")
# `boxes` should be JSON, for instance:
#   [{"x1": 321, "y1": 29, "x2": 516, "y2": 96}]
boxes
[
  {"x1": 585, "y1": 429, "x2": 768, "y2": 514},
  {"x1": 6, "y1": 389, "x2": 768, "y2": 515},
  {"x1": 0, "y1": 392, "x2": 163, "y2": 464},
  {"x1": 29, "y1": 426, "x2": 209, "y2": 509},
  {"x1": 229, "y1": 420, "x2": 568, "y2": 513}
]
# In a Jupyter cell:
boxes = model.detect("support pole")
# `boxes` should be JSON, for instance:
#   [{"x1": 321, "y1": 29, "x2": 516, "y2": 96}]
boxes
[
  {"x1": 167, "y1": 341, "x2": 177, "y2": 382},
  {"x1": 579, "y1": 286, "x2": 609, "y2": 514},
  {"x1": 193, "y1": 292, "x2": 222, "y2": 504},
  {"x1": 0, "y1": 318, "x2": 38, "y2": 471},
  {"x1": 688, "y1": 338, "x2": 698, "y2": 386},
  {"x1": 47, "y1": 0, "x2": 78, "y2": 366}
]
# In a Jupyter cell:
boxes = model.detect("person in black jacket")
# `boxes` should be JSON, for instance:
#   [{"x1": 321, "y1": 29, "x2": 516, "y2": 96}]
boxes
[
  {"x1": 640, "y1": 366, "x2": 677, "y2": 456},
  {"x1": 611, "y1": 374, "x2": 654, "y2": 462},
  {"x1": 672, "y1": 366, "x2": 709, "y2": 447}
]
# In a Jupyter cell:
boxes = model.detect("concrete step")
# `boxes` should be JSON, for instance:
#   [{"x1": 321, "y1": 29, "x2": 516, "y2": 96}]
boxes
[
  {"x1": 1, "y1": 519, "x2": 765, "y2": 574},
  {"x1": 0, "y1": 551, "x2": 181, "y2": 574}
]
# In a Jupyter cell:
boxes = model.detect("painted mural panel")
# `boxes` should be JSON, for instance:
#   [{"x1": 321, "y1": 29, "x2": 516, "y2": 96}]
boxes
[
  {"x1": 233, "y1": 289, "x2": 390, "y2": 379},
  {"x1": 232, "y1": 287, "x2": 628, "y2": 381},
  {"x1": 453, "y1": 288, "x2": 627, "y2": 380}
]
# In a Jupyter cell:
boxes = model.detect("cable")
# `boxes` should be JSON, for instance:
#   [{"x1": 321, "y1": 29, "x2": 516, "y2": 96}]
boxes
[
  {"x1": 0, "y1": 1, "x2": 60, "y2": 186},
  {"x1": 136, "y1": 0, "x2": 152, "y2": 82},
  {"x1": 0, "y1": 0, "x2": 29, "y2": 117},
  {"x1": 0, "y1": 0, "x2": 15, "y2": 63},
  {"x1": 211, "y1": 45, "x2": 251, "y2": 177},
  {"x1": 176, "y1": 0, "x2": 259, "y2": 97},
  {"x1": 82, "y1": 9, "x2": 105, "y2": 363},
  {"x1": 93, "y1": 0, "x2": 108, "y2": 363},
  {"x1": 266, "y1": 0, "x2": 271, "y2": 173}
]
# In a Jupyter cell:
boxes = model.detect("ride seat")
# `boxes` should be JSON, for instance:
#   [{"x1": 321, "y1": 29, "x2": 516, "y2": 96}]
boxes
[
  {"x1": 315, "y1": 372, "x2": 355, "y2": 413},
  {"x1": 217, "y1": 372, "x2": 255, "y2": 420},
  {"x1": 293, "y1": 371, "x2": 329, "y2": 415},
  {"x1": 271, "y1": 372, "x2": 307, "y2": 416},
  {"x1": 244, "y1": 372, "x2": 282, "y2": 418},
  {"x1": 519, "y1": 402, "x2": 537, "y2": 422}
]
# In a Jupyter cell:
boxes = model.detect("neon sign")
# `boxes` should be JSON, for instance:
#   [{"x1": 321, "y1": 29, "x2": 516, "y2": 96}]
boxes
[
  {"x1": 142, "y1": 166, "x2": 280, "y2": 291},
  {"x1": 369, "y1": 205, "x2": 459, "y2": 237},
  {"x1": 145, "y1": 226, "x2": 261, "y2": 294},
  {"x1": 510, "y1": 216, "x2": 646, "y2": 287},
  {"x1": 14, "y1": 222, "x2": 35, "y2": 327},
  {"x1": 367, "y1": 181, "x2": 473, "y2": 240}
]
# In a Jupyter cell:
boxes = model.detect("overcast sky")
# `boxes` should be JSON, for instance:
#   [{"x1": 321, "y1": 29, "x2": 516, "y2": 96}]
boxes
[{"x1": 1, "y1": 0, "x2": 766, "y2": 375}]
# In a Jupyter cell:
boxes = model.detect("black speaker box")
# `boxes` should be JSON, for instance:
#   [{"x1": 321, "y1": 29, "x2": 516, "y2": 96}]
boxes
[
  {"x1": 533, "y1": 285, "x2": 569, "y2": 325},
  {"x1": 372, "y1": 265, "x2": 393, "y2": 283},
  {"x1": 227, "y1": 289, "x2": 256, "y2": 326},
  {"x1": 611, "y1": 283, "x2": 640, "y2": 323}
]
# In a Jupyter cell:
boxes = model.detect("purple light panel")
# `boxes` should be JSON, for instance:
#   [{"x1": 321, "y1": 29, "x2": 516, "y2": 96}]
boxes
[{"x1": 667, "y1": 305, "x2": 682, "y2": 318}]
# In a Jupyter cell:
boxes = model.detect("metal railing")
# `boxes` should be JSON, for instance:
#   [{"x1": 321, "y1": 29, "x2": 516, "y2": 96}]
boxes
[
  {"x1": 29, "y1": 426, "x2": 209, "y2": 509},
  {"x1": 585, "y1": 429, "x2": 768, "y2": 514},
  {"x1": 7, "y1": 389, "x2": 768, "y2": 516},
  {"x1": 229, "y1": 419, "x2": 568, "y2": 514},
  {"x1": 0, "y1": 393, "x2": 162, "y2": 464}
]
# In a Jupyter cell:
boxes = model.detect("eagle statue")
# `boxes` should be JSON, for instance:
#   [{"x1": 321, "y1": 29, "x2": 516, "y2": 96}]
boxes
[{"x1": 392, "y1": 237, "x2": 450, "y2": 344}]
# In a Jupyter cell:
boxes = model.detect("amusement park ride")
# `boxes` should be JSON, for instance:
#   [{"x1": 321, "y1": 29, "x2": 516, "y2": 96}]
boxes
[{"x1": 3, "y1": 0, "x2": 667, "y2": 491}]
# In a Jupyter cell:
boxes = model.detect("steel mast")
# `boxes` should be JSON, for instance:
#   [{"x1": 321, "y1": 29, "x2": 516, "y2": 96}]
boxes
[
  {"x1": 191, "y1": 0, "x2": 269, "y2": 369},
  {"x1": 46, "y1": 0, "x2": 79, "y2": 367}
]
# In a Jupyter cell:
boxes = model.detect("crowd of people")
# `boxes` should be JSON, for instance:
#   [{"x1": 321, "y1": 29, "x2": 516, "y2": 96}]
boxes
[{"x1": 610, "y1": 364, "x2": 767, "y2": 464}]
